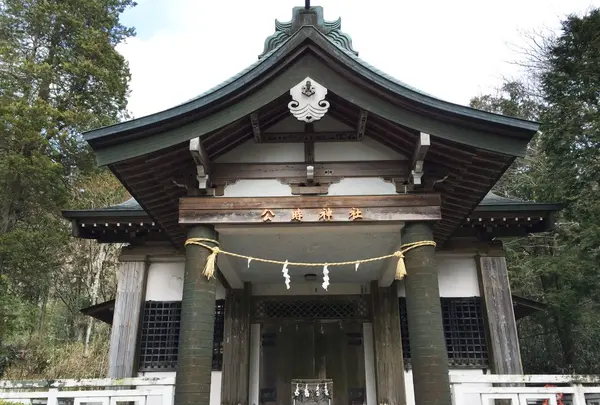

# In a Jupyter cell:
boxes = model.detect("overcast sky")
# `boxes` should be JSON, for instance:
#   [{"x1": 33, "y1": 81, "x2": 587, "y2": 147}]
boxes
[{"x1": 118, "y1": 0, "x2": 599, "y2": 119}]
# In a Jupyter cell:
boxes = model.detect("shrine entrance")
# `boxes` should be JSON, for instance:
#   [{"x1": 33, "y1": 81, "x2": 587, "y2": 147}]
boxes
[{"x1": 256, "y1": 296, "x2": 369, "y2": 405}]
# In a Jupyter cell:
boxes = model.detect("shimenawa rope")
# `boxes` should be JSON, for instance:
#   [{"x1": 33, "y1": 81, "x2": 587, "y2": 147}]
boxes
[{"x1": 184, "y1": 238, "x2": 436, "y2": 281}]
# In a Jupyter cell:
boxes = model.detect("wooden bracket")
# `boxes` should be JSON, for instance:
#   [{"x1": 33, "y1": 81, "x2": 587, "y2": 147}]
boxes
[
  {"x1": 410, "y1": 132, "x2": 430, "y2": 187},
  {"x1": 250, "y1": 113, "x2": 262, "y2": 142},
  {"x1": 189, "y1": 137, "x2": 212, "y2": 191},
  {"x1": 357, "y1": 110, "x2": 368, "y2": 140}
]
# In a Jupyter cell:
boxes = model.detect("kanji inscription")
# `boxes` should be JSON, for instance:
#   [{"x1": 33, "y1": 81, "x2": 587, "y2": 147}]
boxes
[
  {"x1": 318, "y1": 208, "x2": 333, "y2": 221},
  {"x1": 349, "y1": 208, "x2": 363, "y2": 220},
  {"x1": 261, "y1": 209, "x2": 275, "y2": 222},
  {"x1": 291, "y1": 208, "x2": 304, "y2": 222}
]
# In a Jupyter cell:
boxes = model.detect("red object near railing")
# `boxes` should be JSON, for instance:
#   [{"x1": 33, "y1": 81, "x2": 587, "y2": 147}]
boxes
[{"x1": 542, "y1": 384, "x2": 564, "y2": 405}]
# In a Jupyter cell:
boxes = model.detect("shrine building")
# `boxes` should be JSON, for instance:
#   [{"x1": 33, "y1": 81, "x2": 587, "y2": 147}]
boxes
[{"x1": 65, "y1": 6, "x2": 561, "y2": 405}]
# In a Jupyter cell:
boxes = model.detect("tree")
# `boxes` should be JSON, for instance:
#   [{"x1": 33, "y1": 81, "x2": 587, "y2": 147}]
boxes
[
  {"x1": 470, "y1": 81, "x2": 547, "y2": 199},
  {"x1": 0, "y1": 0, "x2": 134, "y2": 231},
  {"x1": 469, "y1": 9, "x2": 600, "y2": 373},
  {"x1": 0, "y1": 0, "x2": 135, "y2": 376},
  {"x1": 56, "y1": 172, "x2": 127, "y2": 353}
]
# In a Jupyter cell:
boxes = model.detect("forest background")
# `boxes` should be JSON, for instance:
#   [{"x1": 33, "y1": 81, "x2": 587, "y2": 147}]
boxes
[{"x1": 1, "y1": 0, "x2": 599, "y2": 378}]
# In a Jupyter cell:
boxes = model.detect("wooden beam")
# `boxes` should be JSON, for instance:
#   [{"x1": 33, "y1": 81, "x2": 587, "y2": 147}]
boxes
[
  {"x1": 371, "y1": 281, "x2": 406, "y2": 405},
  {"x1": 181, "y1": 194, "x2": 440, "y2": 210},
  {"x1": 357, "y1": 109, "x2": 368, "y2": 140},
  {"x1": 476, "y1": 253, "x2": 523, "y2": 374},
  {"x1": 180, "y1": 206, "x2": 440, "y2": 225},
  {"x1": 221, "y1": 284, "x2": 251, "y2": 405},
  {"x1": 261, "y1": 131, "x2": 359, "y2": 142},
  {"x1": 290, "y1": 184, "x2": 328, "y2": 195},
  {"x1": 210, "y1": 161, "x2": 409, "y2": 185},
  {"x1": 189, "y1": 137, "x2": 210, "y2": 172},
  {"x1": 250, "y1": 113, "x2": 261, "y2": 142},
  {"x1": 189, "y1": 137, "x2": 211, "y2": 190},
  {"x1": 410, "y1": 132, "x2": 430, "y2": 186},
  {"x1": 304, "y1": 122, "x2": 315, "y2": 164},
  {"x1": 180, "y1": 195, "x2": 441, "y2": 225},
  {"x1": 119, "y1": 244, "x2": 183, "y2": 261},
  {"x1": 304, "y1": 142, "x2": 315, "y2": 164},
  {"x1": 108, "y1": 260, "x2": 147, "y2": 378}
]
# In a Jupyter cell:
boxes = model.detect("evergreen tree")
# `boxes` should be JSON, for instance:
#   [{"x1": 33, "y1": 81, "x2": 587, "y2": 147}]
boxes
[
  {"x1": 470, "y1": 9, "x2": 600, "y2": 373},
  {"x1": 0, "y1": 0, "x2": 135, "y2": 374}
]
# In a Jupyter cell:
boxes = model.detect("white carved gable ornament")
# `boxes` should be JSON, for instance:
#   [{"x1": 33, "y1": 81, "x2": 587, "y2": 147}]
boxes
[{"x1": 288, "y1": 77, "x2": 330, "y2": 122}]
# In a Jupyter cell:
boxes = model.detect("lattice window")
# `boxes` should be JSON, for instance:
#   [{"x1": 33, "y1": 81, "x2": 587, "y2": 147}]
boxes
[
  {"x1": 398, "y1": 297, "x2": 488, "y2": 368},
  {"x1": 138, "y1": 301, "x2": 180, "y2": 371},
  {"x1": 138, "y1": 300, "x2": 225, "y2": 371},
  {"x1": 253, "y1": 296, "x2": 370, "y2": 320}
]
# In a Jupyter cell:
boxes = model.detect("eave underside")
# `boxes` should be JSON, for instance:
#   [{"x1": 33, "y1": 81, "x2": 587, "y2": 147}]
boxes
[{"x1": 109, "y1": 92, "x2": 515, "y2": 246}]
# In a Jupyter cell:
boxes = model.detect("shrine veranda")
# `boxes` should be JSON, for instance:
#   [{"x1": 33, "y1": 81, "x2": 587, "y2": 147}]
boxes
[{"x1": 64, "y1": 6, "x2": 562, "y2": 405}]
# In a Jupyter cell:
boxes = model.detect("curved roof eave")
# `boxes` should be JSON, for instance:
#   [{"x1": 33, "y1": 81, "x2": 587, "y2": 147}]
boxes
[
  {"x1": 84, "y1": 36, "x2": 288, "y2": 143},
  {"x1": 84, "y1": 26, "x2": 538, "y2": 146}
]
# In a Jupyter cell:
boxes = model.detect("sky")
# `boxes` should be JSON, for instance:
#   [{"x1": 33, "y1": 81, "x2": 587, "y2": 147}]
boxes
[{"x1": 117, "y1": 0, "x2": 599, "y2": 119}]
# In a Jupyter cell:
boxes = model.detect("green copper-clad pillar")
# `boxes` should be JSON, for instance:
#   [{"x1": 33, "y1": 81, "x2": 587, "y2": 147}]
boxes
[
  {"x1": 402, "y1": 222, "x2": 452, "y2": 405},
  {"x1": 175, "y1": 225, "x2": 218, "y2": 405}
]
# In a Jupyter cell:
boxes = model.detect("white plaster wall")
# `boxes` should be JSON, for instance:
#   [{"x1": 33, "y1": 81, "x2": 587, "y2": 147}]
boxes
[
  {"x1": 404, "y1": 369, "x2": 485, "y2": 405},
  {"x1": 215, "y1": 140, "x2": 304, "y2": 163},
  {"x1": 146, "y1": 262, "x2": 185, "y2": 301},
  {"x1": 214, "y1": 135, "x2": 405, "y2": 164},
  {"x1": 315, "y1": 136, "x2": 407, "y2": 161},
  {"x1": 397, "y1": 256, "x2": 480, "y2": 297},
  {"x1": 145, "y1": 261, "x2": 226, "y2": 300},
  {"x1": 220, "y1": 177, "x2": 398, "y2": 198},
  {"x1": 210, "y1": 372, "x2": 222, "y2": 405},
  {"x1": 140, "y1": 371, "x2": 221, "y2": 405},
  {"x1": 328, "y1": 178, "x2": 396, "y2": 196},
  {"x1": 221, "y1": 179, "x2": 293, "y2": 197}
]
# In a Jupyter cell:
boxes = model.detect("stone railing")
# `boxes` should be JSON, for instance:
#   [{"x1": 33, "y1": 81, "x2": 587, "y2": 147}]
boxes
[
  {"x1": 0, "y1": 376, "x2": 175, "y2": 405},
  {"x1": 450, "y1": 374, "x2": 600, "y2": 405},
  {"x1": 2, "y1": 374, "x2": 600, "y2": 405}
]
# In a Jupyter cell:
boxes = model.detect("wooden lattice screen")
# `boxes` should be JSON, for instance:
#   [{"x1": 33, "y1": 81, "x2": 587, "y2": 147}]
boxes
[
  {"x1": 138, "y1": 299, "x2": 225, "y2": 371},
  {"x1": 399, "y1": 297, "x2": 489, "y2": 368}
]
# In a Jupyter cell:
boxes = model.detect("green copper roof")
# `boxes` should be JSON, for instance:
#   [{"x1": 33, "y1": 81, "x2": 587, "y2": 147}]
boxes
[
  {"x1": 260, "y1": 6, "x2": 357, "y2": 58},
  {"x1": 62, "y1": 198, "x2": 147, "y2": 218},
  {"x1": 83, "y1": 5, "x2": 539, "y2": 163},
  {"x1": 477, "y1": 192, "x2": 563, "y2": 212}
]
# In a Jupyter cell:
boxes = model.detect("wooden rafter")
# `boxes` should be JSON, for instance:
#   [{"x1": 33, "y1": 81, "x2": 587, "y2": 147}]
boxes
[
  {"x1": 250, "y1": 113, "x2": 262, "y2": 142},
  {"x1": 356, "y1": 109, "x2": 368, "y2": 140},
  {"x1": 189, "y1": 137, "x2": 211, "y2": 190},
  {"x1": 410, "y1": 132, "x2": 430, "y2": 187}
]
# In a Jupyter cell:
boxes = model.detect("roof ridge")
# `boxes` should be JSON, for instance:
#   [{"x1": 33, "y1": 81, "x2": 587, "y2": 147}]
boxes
[{"x1": 260, "y1": 6, "x2": 357, "y2": 58}]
